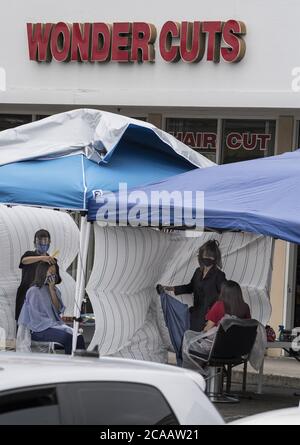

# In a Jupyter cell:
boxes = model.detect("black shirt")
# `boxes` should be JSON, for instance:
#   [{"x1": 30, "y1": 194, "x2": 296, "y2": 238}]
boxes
[
  {"x1": 174, "y1": 266, "x2": 226, "y2": 331},
  {"x1": 15, "y1": 251, "x2": 44, "y2": 320}
]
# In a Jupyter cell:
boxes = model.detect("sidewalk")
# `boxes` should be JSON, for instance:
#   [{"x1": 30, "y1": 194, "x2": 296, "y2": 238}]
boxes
[
  {"x1": 168, "y1": 352, "x2": 300, "y2": 389},
  {"x1": 218, "y1": 383, "x2": 300, "y2": 423},
  {"x1": 223, "y1": 356, "x2": 300, "y2": 422},
  {"x1": 232, "y1": 356, "x2": 300, "y2": 389},
  {"x1": 168, "y1": 352, "x2": 300, "y2": 421}
]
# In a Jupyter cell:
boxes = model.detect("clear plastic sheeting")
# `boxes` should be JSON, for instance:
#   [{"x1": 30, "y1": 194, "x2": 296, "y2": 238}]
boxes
[
  {"x1": 87, "y1": 226, "x2": 273, "y2": 362},
  {"x1": 0, "y1": 205, "x2": 79, "y2": 345},
  {"x1": 182, "y1": 318, "x2": 266, "y2": 373},
  {"x1": 182, "y1": 327, "x2": 218, "y2": 373},
  {"x1": 16, "y1": 324, "x2": 31, "y2": 353}
]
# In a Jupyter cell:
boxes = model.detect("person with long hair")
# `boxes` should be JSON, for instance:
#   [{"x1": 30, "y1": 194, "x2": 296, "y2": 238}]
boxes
[
  {"x1": 162, "y1": 239, "x2": 226, "y2": 331},
  {"x1": 203, "y1": 280, "x2": 251, "y2": 332},
  {"x1": 18, "y1": 261, "x2": 85, "y2": 354},
  {"x1": 182, "y1": 280, "x2": 251, "y2": 369}
]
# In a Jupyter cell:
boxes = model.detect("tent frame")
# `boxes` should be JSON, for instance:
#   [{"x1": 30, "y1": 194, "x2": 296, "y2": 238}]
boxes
[{"x1": 72, "y1": 214, "x2": 91, "y2": 354}]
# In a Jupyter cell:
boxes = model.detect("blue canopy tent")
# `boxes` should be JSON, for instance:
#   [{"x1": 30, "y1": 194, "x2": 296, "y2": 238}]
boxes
[
  {"x1": 89, "y1": 149, "x2": 300, "y2": 245},
  {"x1": 0, "y1": 113, "x2": 211, "y2": 210},
  {"x1": 0, "y1": 108, "x2": 212, "y2": 352}
]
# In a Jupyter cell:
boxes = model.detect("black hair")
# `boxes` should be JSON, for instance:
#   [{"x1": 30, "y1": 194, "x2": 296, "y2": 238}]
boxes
[
  {"x1": 198, "y1": 239, "x2": 222, "y2": 268},
  {"x1": 34, "y1": 229, "x2": 51, "y2": 243},
  {"x1": 219, "y1": 280, "x2": 250, "y2": 318},
  {"x1": 32, "y1": 260, "x2": 62, "y2": 288}
]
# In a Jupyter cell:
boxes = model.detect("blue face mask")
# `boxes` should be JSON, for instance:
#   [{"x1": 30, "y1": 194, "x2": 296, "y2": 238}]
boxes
[{"x1": 36, "y1": 243, "x2": 50, "y2": 254}]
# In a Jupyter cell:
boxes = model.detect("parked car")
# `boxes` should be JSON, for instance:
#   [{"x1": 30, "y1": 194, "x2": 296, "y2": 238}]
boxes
[
  {"x1": 230, "y1": 406, "x2": 300, "y2": 425},
  {"x1": 0, "y1": 352, "x2": 224, "y2": 425}
]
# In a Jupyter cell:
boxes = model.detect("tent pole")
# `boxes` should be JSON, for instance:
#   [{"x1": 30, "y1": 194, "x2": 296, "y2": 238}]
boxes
[{"x1": 72, "y1": 215, "x2": 91, "y2": 355}]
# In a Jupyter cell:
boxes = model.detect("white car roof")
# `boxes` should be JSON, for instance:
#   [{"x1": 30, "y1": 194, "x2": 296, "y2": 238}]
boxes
[
  {"x1": 230, "y1": 406, "x2": 300, "y2": 425},
  {"x1": 0, "y1": 352, "x2": 225, "y2": 425},
  {"x1": 0, "y1": 352, "x2": 203, "y2": 390}
]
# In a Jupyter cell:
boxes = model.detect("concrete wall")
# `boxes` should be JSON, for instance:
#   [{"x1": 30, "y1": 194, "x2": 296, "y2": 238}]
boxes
[
  {"x1": 268, "y1": 240, "x2": 287, "y2": 356},
  {"x1": 268, "y1": 115, "x2": 295, "y2": 355},
  {"x1": 276, "y1": 117, "x2": 295, "y2": 154},
  {"x1": 1, "y1": 0, "x2": 300, "y2": 108}
]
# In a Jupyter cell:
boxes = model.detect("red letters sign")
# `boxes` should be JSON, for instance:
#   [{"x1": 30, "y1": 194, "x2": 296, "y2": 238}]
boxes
[
  {"x1": 171, "y1": 131, "x2": 272, "y2": 151},
  {"x1": 27, "y1": 20, "x2": 246, "y2": 63},
  {"x1": 169, "y1": 131, "x2": 217, "y2": 149},
  {"x1": 226, "y1": 133, "x2": 271, "y2": 150}
]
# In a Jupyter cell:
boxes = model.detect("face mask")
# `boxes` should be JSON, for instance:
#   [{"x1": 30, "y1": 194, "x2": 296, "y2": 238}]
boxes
[
  {"x1": 36, "y1": 243, "x2": 50, "y2": 254},
  {"x1": 45, "y1": 273, "x2": 57, "y2": 285},
  {"x1": 201, "y1": 258, "x2": 215, "y2": 267}
]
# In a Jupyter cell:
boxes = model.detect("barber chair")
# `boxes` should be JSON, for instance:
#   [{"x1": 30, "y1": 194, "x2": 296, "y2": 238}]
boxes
[{"x1": 189, "y1": 319, "x2": 258, "y2": 403}]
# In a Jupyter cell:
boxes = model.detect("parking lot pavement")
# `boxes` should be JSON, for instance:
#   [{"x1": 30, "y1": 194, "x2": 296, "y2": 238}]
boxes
[{"x1": 216, "y1": 383, "x2": 300, "y2": 423}]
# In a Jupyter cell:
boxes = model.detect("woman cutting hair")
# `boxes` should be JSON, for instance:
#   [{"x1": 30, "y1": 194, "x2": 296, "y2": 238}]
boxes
[
  {"x1": 162, "y1": 239, "x2": 226, "y2": 331},
  {"x1": 15, "y1": 229, "x2": 57, "y2": 321},
  {"x1": 18, "y1": 261, "x2": 85, "y2": 354}
]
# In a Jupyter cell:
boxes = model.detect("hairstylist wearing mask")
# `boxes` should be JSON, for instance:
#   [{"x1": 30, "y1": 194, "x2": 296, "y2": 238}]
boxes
[
  {"x1": 163, "y1": 240, "x2": 226, "y2": 332},
  {"x1": 15, "y1": 229, "x2": 56, "y2": 321}
]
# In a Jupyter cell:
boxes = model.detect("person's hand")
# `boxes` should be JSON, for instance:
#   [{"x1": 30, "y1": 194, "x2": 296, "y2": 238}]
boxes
[
  {"x1": 164, "y1": 286, "x2": 175, "y2": 292},
  {"x1": 41, "y1": 256, "x2": 56, "y2": 265},
  {"x1": 156, "y1": 284, "x2": 174, "y2": 295},
  {"x1": 47, "y1": 274, "x2": 56, "y2": 286},
  {"x1": 156, "y1": 284, "x2": 164, "y2": 295}
]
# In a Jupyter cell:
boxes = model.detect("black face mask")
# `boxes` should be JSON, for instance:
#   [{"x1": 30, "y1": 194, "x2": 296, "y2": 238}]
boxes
[{"x1": 201, "y1": 258, "x2": 215, "y2": 267}]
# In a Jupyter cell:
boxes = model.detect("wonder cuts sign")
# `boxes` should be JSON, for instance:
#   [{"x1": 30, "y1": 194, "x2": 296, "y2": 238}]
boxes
[{"x1": 27, "y1": 20, "x2": 246, "y2": 64}]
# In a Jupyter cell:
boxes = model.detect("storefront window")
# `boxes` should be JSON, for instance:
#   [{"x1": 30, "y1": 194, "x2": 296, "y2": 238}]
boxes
[
  {"x1": 35, "y1": 115, "x2": 50, "y2": 120},
  {"x1": 165, "y1": 118, "x2": 218, "y2": 162},
  {"x1": 0, "y1": 114, "x2": 32, "y2": 131},
  {"x1": 131, "y1": 116, "x2": 147, "y2": 121},
  {"x1": 221, "y1": 119, "x2": 276, "y2": 164}
]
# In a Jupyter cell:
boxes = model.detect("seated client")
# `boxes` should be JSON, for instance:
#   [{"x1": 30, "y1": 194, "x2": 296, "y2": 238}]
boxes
[{"x1": 18, "y1": 261, "x2": 85, "y2": 355}]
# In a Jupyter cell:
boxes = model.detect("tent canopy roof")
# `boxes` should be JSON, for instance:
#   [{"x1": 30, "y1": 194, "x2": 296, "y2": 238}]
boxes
[
  {"x1": 0, "y1": 109, "x2": 212, "y2": 210},
  {"x1": 88, "y1": 149, "x2": 300, "y2": 244}
]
